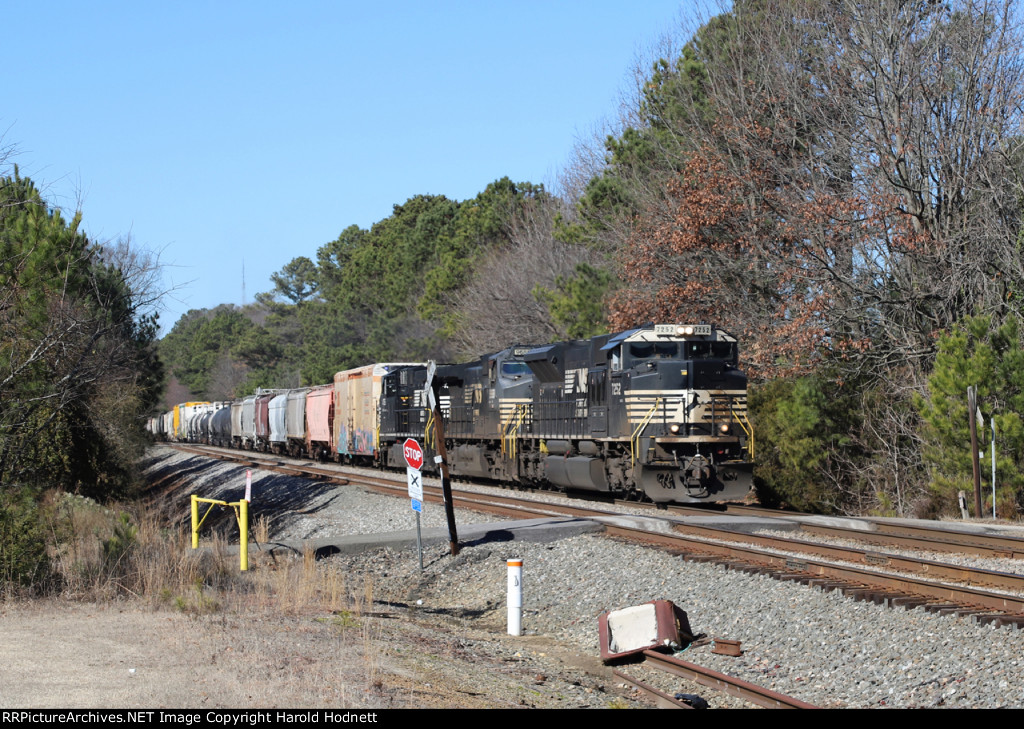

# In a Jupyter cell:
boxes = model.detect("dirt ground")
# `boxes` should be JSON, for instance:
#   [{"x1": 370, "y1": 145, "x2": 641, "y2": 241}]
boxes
[
  {"x1": 0, "y1": 593, "x2": 633, "y2": 709},
  {"x1": 0, "y1": 449, "x2": 648, "y2": 710}
]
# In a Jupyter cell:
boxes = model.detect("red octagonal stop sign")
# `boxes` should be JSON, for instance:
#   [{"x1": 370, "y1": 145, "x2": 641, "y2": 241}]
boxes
[{"x1": 403, "y1": 438, "x2": 423, "y2": 470}]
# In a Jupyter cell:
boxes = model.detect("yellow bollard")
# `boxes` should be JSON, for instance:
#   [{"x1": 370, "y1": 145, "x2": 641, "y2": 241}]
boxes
[
  {"x1": 191, "y1": 494, "x2": 199, "y2": 549},
  {"x1": 190, "y1": 495, "x2": 249, "y2": 571}
]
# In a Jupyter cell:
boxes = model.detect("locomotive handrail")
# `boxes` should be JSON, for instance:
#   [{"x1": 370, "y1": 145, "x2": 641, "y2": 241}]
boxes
[
  {"x1": 502, "y1": 404, "x2": 528, "y2": 461},
  {"x1": 630, "y1": 397, "x2": 662, "y2": 468},
  {"x1": 424, "y1": 407, "x2": 436, "y2": 451},
  {"x1": 730, "y1": 402, "x2": 755, "y2": 460}
]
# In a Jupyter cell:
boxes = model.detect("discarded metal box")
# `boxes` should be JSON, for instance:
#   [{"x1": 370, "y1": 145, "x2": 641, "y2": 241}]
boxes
[
  {"x1": 598, "y1": 599, "x2": 693, "y2": 663},
  {"x1": 711, "y1": 638, "x2": 742, "y2": 656}
]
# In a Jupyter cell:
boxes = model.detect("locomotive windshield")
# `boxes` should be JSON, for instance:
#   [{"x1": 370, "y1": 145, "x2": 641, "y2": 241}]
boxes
[
  {"x1": 628, "y1": 342, "x2": 679, "y2": 359},
  {"x1": 622, "y1": 340, "x2": 737, "y2": 367},
  {"x1": 501, "y1": 361, "x2": 531, "y2": 379},
  {"x1": 684, "y1": 341, "x2": 737, "y2": 360}
]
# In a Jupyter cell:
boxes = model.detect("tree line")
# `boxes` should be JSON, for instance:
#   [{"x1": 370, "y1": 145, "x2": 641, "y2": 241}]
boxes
[
  {"x1": 162, "y1": 0, "x2": 1024, "y2": 519},
  {"x1": 0, "y1": 166, "x2": 163, "y2": 587}
]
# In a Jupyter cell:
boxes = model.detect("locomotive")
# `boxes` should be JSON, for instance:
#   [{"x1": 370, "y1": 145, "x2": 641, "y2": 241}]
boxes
[
  {"x1": 153, "y1": 324, "x2": 753, "y2": 504},
  {"x1": 378, "y1": 324, "x2": 753, "y2": 503}
]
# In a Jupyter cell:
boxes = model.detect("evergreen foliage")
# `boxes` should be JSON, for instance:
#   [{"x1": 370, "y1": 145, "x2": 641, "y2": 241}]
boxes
[
  {"x1": 0, "y1": 169, "x2": 162, "y2": 496},
  {"x1": 0, "y1": 486, "x2": 53, "y2": 589},
  {"x1": 751, "y1": 375, "x2": 857, "y2": 513},
  {"x1": 532, "y1": 262, "x2": 613, "y2": 340},
  {"x1": 162, "y1": 177, "x2": 569, "y2": 393},
  {"x1": 916, "y1": 315, "x2": 1024, "y2": 516}
]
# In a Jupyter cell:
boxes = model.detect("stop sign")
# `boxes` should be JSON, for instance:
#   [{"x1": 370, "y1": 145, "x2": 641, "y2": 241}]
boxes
[{"x1": 403, "y1": 438, "x2": 423, "y2": 470}]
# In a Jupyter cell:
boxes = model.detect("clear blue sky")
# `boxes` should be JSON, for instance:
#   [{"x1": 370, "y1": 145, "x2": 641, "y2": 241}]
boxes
[{"x1": 5, "y1": 1, "x2": 694, "y2": 335}]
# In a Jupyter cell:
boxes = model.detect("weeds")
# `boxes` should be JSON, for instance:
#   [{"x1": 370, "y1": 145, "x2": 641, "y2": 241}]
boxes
[
  {"x1": 3, "y1": 491, "x2": 372, "y2": 627},
  {"x1": 0, "y1": 486, "x2": 53, "y2": 594}
]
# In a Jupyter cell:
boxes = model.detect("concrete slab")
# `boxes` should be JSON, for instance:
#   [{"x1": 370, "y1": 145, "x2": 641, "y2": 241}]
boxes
[
  {"x1": 865, "y1": 515, "x2": 1024, "y2": 537},
  {"x1": 248, "y1": 516, "x2": 605, "y2": 559},
  {"x1": 673, "y1": 514, "x2": 804, "y2": 534},
  {"x1": 590, "y1": 513, "x2": 803, "y2": 535}
]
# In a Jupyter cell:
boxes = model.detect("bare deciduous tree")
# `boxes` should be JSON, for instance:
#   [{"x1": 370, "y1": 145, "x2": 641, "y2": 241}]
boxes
[
  {"x1": 448, "y1": 195, "x2": 605, "y2": 357},
  {"x1": 604, "y1": 0, "x2": 1024, "y2": 381}
]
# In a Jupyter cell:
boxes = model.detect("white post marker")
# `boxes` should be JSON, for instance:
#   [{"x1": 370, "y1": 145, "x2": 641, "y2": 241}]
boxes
[
  {"x1": 507, "y1": 558, "x2": 523, "y2": 636},
  {"x1": 245, "y1": 469, "x2": 252, "y2": 503}
]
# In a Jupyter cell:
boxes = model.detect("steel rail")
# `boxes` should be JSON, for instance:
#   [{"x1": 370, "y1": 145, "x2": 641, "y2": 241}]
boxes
[
  {"x1": 797, "y1": 521, "x2": 1024, "y2": 560},
  {"x1": 668, "y1": 522, "x2": 1024, "y2": 593},
  {"x1": 606, "y1": 522, "x2": 1024, "y2": 615},
  {"x1": 168, "y1": 444, "x2": 1024, "y2": 617},
  {"x1": 640, "y1": 651, "x2": 819, "y2": 709},
  {"x1": 869, "y1": 521, "x2": 1024, "y2": 555},
  {"x1": 694, "y1": 503, "x2": 1024, "y2": 558},
  {"x1": 611, "y1": 671, "x2": 694, "y2": 709}
]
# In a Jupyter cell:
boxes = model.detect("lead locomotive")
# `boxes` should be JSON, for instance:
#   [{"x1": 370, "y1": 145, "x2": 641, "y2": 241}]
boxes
[{"x1": 378, "y1": 324, "x2": 753, "y2": 503}]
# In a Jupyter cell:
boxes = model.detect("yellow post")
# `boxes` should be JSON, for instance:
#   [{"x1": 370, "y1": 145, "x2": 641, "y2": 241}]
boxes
[
  {"x1": 191, "y1": 494, "x2": 199, "y2": 549},
  {"x1": 239, "y1": 498, "x2": 249, "y2": 571},
  {"x1": 190, "y1": 496, "x2": 250, "y2": 572}
]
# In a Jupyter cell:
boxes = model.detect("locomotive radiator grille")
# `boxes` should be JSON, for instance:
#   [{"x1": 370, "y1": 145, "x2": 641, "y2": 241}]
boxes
[{"x1": 624, "y1": 389, "x2": 746, "y2": 426}]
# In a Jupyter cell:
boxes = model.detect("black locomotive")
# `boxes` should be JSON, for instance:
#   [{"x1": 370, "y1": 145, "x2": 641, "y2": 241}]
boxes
[{"x1": 378, "y1": 324, "x2": 753, "y2": 503}]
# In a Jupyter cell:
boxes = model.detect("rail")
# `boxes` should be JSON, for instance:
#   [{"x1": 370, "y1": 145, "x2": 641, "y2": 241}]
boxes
[{"x1": 640, "y1": 651, "x2": 819, "y2": 709}]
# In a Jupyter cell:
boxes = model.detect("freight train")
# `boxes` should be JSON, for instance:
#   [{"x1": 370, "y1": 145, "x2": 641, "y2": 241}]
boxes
[{"x1": 150, "y1": 324, "x2": 753, "y2": 503}]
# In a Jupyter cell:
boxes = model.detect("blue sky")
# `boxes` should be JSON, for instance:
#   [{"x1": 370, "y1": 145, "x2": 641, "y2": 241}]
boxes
[{"x1": 5, "y1": 1, "x2": 694, "y2": 334}]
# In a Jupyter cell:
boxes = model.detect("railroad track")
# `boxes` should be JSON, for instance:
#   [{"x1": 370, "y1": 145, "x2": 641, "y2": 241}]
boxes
[
  {"x1": 673, "y1": 503, "x2": 1024, "y2": 559},
  {"x1": 615, "y1": 651, "x2": 820, "y2": 709},
  {"x1": 169, "y1": 443, "x2": 1024, "y2": 627}
]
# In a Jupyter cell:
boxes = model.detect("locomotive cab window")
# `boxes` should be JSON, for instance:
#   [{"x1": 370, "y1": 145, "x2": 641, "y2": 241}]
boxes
[
  {"x1": 500, "y1": 361, "x2": 530, "y2": 380},
  {"x1": 610, "y1": 347, "x2": 622, "y2": 372},
  {"x1": 628, "y1": 342, "x2": 679, "y2": 361},
  {"x1": 685, "y1": 342, "x2": 736, "y2": 361}
]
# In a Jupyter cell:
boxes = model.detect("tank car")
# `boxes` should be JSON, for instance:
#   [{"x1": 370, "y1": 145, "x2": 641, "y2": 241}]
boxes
[{"x1": 210, "y1": 404, "x2": 232, "y2": 447}]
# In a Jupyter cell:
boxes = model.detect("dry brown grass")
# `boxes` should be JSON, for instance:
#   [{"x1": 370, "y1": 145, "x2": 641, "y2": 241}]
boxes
[
  {"x1": 0, "y1": 492, "x2": 400, "y2": 705},
  {"x1": 38, "y1": 493, "x2": 372, "y2": 624}
]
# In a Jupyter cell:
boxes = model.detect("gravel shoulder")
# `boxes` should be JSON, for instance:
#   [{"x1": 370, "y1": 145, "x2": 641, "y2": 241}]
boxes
[{"x1": 7, "y1": 445, "x2": 1024, "y2": 709}]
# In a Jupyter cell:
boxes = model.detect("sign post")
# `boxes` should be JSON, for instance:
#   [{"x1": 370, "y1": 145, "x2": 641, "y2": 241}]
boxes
[
  {"x1": 424, "y1": 361, "x2": 459, "y2": 555},
  {"x1": 404, "y1": 438, "x2": 425, "y2": 570}
]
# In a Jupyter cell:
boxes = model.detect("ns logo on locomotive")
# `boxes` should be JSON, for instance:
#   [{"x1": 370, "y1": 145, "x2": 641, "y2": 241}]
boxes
[{"x1": 153, "y1": 324, "x2": 753, "y2": 504}]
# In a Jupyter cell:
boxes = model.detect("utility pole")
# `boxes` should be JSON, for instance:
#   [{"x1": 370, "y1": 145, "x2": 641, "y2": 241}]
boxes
[
  {"x1": 424, "y1": 361, "x2": 459, "y2": 555},
  {"x1": 968, "y1": 385, "x2": 982, "y2": 518}
]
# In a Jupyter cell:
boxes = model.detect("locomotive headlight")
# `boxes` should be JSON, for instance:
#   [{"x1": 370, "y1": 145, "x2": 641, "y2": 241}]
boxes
[
  {"x1": 719, "y1": 423, "x2": 731, "y2": 434},
  {"x1": 677, "y1": 325, "x2": 694, "y2": 336},
  {"x1": 669, "y1": 424, "x2": 681, "y2": 434}
]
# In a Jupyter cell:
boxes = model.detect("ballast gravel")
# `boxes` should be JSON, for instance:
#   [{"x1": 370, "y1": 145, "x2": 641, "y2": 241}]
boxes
[{"x1": 149, "y1": 446, "x2": 1024, "y2": 709}]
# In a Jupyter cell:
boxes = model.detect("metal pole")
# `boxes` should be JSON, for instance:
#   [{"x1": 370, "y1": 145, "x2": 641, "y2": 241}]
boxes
[
  {"x1": 968, "y1": 386, "x2": 982, "y2": 518},
  {"x1": 239, "y1": 498, "x2": 248, "y2": 571},
  {"x1": 191, "y1": 494, "x2": 199, "y2": 549},
  {"x1": 416, "y1": 511, "x2": 423, "y2": 570},
  {"x1": 430, "y1": 378, "x2": 459, "y2": 555},
  {"x1": 991, "y1": 416, "x2": 997, "y2": 519}
]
